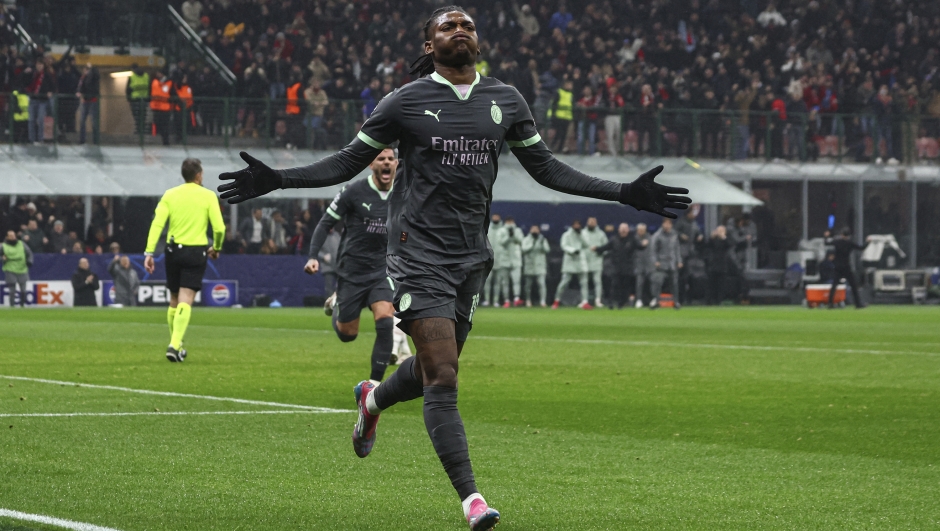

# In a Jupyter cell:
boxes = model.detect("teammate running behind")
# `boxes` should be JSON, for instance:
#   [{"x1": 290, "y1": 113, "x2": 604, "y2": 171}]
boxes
[
  {"x1": 304, "y1": 148, "x2": 399, "y2": 384},
  {"x1": 145, "y1": 158, "x2": 225, "y2": 362},
  {"x1": 217, "y1": 6, "x2": 690, "y2": 530}
]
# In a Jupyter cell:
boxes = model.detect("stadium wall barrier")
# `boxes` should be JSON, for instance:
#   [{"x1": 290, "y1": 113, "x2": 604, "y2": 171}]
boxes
[{"x1": 23, "y1": 254, "x2": 322, "y2": 307}]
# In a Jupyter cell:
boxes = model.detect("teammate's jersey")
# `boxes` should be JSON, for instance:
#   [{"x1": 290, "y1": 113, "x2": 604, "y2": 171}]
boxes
[
  {"x1": 328, "y1": 176, "x2": 393, "y2": 281},
  {"x1": 356, "y1": 72, "x2": 540, "y2": 265},
  {"x1": 146, "y1": 182, "x2": 226, "y2": 253}
]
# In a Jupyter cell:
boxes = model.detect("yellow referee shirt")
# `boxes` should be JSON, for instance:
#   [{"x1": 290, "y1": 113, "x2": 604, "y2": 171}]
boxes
[{"x1": 146, "y1": 182, "x2": 226, "y2": 253}]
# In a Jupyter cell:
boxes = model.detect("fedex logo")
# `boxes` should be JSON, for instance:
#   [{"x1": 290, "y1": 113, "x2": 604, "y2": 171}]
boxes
[{"x1": 0, "y1": 281, "x2": 73, "y2": 306}]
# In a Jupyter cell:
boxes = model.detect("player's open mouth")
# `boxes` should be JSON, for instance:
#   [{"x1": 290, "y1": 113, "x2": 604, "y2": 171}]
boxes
[{"x1": 381, "y1": 169, "x2": 392, "y2": 176}]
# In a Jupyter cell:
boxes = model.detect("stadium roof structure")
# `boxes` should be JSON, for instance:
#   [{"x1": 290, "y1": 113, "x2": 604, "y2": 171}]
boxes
[{"x1": 0, "y1": 146, "x2": 762, "y2": 205}]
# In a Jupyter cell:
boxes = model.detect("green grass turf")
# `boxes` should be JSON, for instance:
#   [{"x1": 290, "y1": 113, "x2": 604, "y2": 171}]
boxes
[{"x1": 1, "y1": 306, "x2": 938, "y2": 530}]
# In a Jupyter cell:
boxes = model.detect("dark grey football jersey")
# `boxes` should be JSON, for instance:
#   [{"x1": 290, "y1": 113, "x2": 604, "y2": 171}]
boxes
[
  {"x1": 356, "y1": 73, "x2": 541, "y2": 265},
  {"x1": 328, "y1": 177, "x2": 392, "y2": 281}
]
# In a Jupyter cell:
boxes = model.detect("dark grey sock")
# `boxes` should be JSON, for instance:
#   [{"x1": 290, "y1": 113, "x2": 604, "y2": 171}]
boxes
[
  {"x1": 370, "y1": 317, "x2": 394, "y2": 381},
  {"x1": 373, "y1": 355, "x2": 423, "y2": 410},
  {"x1": 423, "y1": 385, "x2": 477, "y2": 500}
]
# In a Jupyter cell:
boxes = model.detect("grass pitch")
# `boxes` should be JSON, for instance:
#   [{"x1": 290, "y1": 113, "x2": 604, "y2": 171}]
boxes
[{"x1": 1, "y1": 306, "x2": 938, "y2": 530}]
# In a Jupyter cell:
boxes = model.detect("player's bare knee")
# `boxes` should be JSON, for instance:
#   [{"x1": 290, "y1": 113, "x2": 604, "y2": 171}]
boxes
[
  {"x1": 423, "y1": 361, "x2": 458, "y2": 388},
  {"x1": 335, "y1": 321, "x2": 359, "y2": 342}
]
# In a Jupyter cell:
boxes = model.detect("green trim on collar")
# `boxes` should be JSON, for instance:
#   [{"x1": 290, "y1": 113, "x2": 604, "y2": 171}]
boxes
[
  {"x1": 367, "y1": 174, "x2": 393, "y2": 200},
  {"x1": 430, "y1": 71, "x2": 481, "y2": 101}
]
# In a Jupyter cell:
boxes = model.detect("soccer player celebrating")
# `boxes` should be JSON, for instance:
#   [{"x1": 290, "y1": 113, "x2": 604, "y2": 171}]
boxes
[
  {"x1": 218, "y1": 6, "x2": 690, "y2": 529},
  {"x1": 304, "y1": 148, "x2": 399, "y2": 385},
  {"x1": 145, "y1": 158, "x2": 225, "y2": 362}
]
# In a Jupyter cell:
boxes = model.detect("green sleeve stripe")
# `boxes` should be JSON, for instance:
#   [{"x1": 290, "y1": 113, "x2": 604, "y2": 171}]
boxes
[
  {"x1": 326, "y1": 208, "x2": 341, "y2": 220},
  {"x1": 356, "y1": 131, "x2": 388, "y2": 150},
  {"x1": 507, "y1": 133, "x2": 542, "y2": 148}
]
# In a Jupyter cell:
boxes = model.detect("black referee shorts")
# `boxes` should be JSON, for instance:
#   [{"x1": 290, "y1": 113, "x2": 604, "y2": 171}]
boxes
[
  {"x1": 335, "y1": 275, "x2": 395, "y2": 324},
  {"x1": 387, "y1": 255, "x2": 492, "y2": 343},
  {"x1": 165, "y1": 244, "x2": 207, "y2": 293}
]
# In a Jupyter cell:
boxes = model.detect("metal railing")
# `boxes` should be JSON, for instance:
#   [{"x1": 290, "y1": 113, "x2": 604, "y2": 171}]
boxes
[{"x1": 3, "y1": 94, "x2": 939, "y2": 164}]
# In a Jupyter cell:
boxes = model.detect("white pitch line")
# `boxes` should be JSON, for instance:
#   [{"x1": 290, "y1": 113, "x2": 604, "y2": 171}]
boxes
[
  {"x1": 0, "y1": 375, "x2": 353, "y2": 413},
  {"x1": 0, "y1": 508, "x2": 122, "y2": 531},
  {"x1": 0, "y1": 410, "x2": 332, "y2": 418},
  {"x1": 471, "y1": 335, "x2": 938, "y2": 357}
]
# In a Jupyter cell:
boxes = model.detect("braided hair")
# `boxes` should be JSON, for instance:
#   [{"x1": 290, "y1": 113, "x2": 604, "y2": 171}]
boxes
[{"x1": 409, "y1": 5, "x2": 470, "y2": 78}]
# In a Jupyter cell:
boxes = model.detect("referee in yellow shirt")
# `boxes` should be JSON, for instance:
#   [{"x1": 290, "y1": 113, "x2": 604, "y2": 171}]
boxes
[{"x1": 144, "y1": 158, "x2": 226, "y2": 362}]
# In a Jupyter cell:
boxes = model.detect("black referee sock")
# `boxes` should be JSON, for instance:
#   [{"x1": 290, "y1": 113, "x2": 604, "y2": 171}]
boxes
[
  {"x1": 373, "y1": 355, "x2": 423, "y2": 410},
  {"x1": 370, "y1": 317, "x2": 394, "y2": 382},
  {"x1": 423, "y1": 386, "x2": 478, "y2": 500}
]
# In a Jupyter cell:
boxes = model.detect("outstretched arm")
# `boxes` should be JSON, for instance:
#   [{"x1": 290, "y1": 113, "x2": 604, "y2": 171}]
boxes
[
  {"x1": 506, "y1": 89, "x2": 690, "y2": 218},
  {"x1": 218, "y1": 140, "x2": 380, "y2": 203},
  {"x1": 512, "y1": 141, "x2": 690, "y2": 218}
]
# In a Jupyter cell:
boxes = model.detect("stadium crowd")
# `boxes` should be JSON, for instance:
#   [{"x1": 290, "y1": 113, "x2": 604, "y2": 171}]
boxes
[
  {"x1": 165, "y1": 0, "x2": 940, "y2": 160},
  {"x1": 2, "y1": 0, "x2": 940, "y2": 159}
]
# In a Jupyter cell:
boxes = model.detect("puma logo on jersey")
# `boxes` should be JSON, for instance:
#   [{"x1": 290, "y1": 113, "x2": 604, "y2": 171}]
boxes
[
  {"x1": 424, "y1": 109, "x2": 442, "y2": 122},
  {"x1": 362, "y1": 203, "x2": 372, "y2": 211}
]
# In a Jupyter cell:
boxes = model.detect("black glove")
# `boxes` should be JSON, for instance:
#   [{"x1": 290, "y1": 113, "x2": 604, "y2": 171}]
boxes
[
  {"x1": 218, "y1": 151, "x2": 283, "y2": 204},
  {"x1": 619, "y1": 165, "x2": 691, "y2": 219}
]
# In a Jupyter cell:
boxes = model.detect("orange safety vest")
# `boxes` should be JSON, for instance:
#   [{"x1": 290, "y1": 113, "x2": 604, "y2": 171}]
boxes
[
  {"x1": 286, "y1": 83, "x2": 302, "y2": 115},
  {"x1": 175, "y1": 84, "x2": 193, "y2": 111},
  {"x1": 150, "y1": 79, "x2": 173, "y2": 111}
]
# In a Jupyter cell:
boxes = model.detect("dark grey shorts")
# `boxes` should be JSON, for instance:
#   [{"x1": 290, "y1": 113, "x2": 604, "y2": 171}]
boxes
[
  {"x1": 387, "y1": 255, "x2": 492, "y2": 342},
  {"x1": 335, "y1": 275, "x2": 394, "y2": 324}
]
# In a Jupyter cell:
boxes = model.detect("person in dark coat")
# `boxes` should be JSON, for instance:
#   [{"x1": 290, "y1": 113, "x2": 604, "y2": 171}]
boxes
[
  {"x1": 594, "y1": 223, "x2": 636, "y2": 309},
  {"x1": 705, "y1": 226, "x2": 734, "y2": 305},
  {"x1": 826, "y1": 227, "x2": 871, "y2": 308},
  {"x1": 71, "y1": 257, "x2": 100, "y2": 306}
]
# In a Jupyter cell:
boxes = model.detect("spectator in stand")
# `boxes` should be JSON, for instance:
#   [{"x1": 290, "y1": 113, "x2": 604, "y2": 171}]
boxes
[
  {"x1": 268, "y1": 210, "x2": 289, "y2": 253},
  {"x1": 76, "y1": 63, "x2": 100, "y2": 145},
  {"x1": 548, "y1": 3, "x2": 573, "y2": 34},
  {"x1": 26, "y1": 59, "x2": 55, "y2": 145},
  {"x1": 638, "y1": 84, "x2": 658, "y2": 155},
  {"x1": 757, "y1": 3, "x2": 786, "y2": 28},
  {"x1": 108, "y1": 254, "x2": 140, "y2": 307},
  {"x1": 873, "y1": 84, "x2": 898, "y2": 164},
  {"x1": 71, "y1": 257, "x2": 100, "y2": 306},
  {"x1": 20, "y1": 219, "x2": 45, "y2": 254},
  {"x1": 56, "y1": 57, "x2": 79, "y2": 136},
  {"x1": 360, "y1": 77, "x2": 382, "y2": 121},
  {"x1": 70, "y1": 241, "x2": 85, "y2": 254},
  {"x1": 512, "y1": 3, "x2": 540, "y2": 38},
  {"x1": 603, "y1": 83, "x2": 625, "y2": 156},
  {"x1": 222, "y1": 228, "x2": 242, "y2": 255},
  {"x1": 47, "y1": 220, "x2": 70, "y2": 253},
  {"x1": 304, "y1": 78, "x2": 329, "y2": 149},
  {"x1": 181, "y1": 0, "x2": 203, "y2": 31},
  {"x1": 2, "y1": 230, "x2": 33, "y2": 307},
  {"x1": 239, "y1": 208, "x2": 269, "y2": 254},
  {"x1": 575, "y1": 86, "x2": 601, "y2": 155}
]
